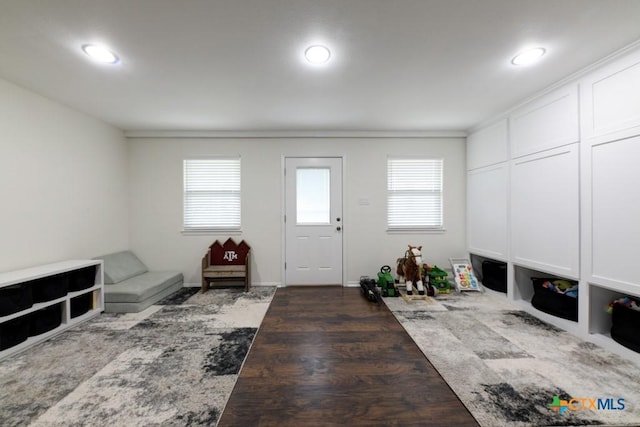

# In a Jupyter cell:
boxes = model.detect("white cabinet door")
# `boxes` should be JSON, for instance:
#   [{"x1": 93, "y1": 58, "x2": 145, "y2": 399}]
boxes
[
  {"x1": 467, "y1": 163, "x2": 508, "y2": 260},
  {"x1": 581, "y1": 48, "x2": 640, "y2": 143},
  {"x1": 511, "y1": 144, "x2": 580, "y2": 277},
  {"x1": 589, "y1": 135, "x2": 640, "y2": 291},
  {"x1": 467, "y1": 119, "x2": 508, "y2": 170},
  {"x1": 510, "y1": 84, "x2": 579, "y2": 158}
]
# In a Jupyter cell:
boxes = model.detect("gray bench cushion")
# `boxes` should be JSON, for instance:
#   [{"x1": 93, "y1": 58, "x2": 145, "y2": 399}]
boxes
[
  {"x1": 96, "y1": 251, "x2": 148, "y2": 284},
  {"x1": 104, "y1": 271, "x2": 183, "y2": 303}
]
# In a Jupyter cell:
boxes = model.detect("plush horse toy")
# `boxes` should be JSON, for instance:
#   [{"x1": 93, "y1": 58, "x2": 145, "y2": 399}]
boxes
[{"x1": 396, "y1": 245, "x2": 425, "y2": 295}]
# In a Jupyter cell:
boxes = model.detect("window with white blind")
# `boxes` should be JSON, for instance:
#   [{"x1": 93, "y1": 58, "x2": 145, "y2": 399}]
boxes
[
  {"x1": 183, "y1": 158, "x2": 241, "y2": 231},
  {"x1": 387, "y1": 158, "x2": 443, "y2": 230}
]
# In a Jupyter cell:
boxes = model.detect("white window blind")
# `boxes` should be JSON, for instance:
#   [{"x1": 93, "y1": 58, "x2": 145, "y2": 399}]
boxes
[
  {"x1": 387, "y1": 158, "x2": 443, "y2": 229},
  {"x1": 183, "y1": 158, "x2": 241, "y2": 231}
]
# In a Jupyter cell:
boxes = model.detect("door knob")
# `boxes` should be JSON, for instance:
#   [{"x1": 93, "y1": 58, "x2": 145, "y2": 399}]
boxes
[{"x1": 336, "y1": 226, "x2": 342, "y2": 231}]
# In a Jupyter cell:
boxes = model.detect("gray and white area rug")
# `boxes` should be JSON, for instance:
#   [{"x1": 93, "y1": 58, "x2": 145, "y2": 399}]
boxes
[
  {"x1": 0, "y1": 286, "x2": 275, "y2": 427},
  {"x1": 384, "y1": 291, "x2": 640, "y2": 427}
]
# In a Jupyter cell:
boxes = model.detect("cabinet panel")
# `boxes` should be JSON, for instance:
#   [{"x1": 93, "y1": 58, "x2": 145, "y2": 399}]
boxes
[
  {"x1": 467, "y1": 163, "x2": 508, "y2": 259},
  {"x1": 467, "y1": 119, "x2": 508, "y2": 170},
  {"x1": 510, "y1": 85, "x2": 579, "y2": 158},
  {"x1": 591, "y1": 136, "x2": 640, "y2": 289},
  {"x1": 511, "y1": 144, "x2": 579, "y2": 277},
  {"x1": 581, "y1": 49, "x2": 640, "y2": 141}
]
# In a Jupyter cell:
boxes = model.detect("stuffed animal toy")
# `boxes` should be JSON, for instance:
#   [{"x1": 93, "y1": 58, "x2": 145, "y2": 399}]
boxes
[{"x1": 396, "y1": 245, "x2": 425, "y2": 295}]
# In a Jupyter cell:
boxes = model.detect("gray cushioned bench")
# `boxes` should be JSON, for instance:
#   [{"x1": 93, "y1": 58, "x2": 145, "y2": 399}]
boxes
[{"x1": 95, "y1": 251, "x2": 183, "y2": 313}]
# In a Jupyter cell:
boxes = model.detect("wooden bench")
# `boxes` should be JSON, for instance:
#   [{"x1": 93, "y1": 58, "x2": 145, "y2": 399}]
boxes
[{"x1": 201, "y1": 238, "x2": 251, "y2": 293}]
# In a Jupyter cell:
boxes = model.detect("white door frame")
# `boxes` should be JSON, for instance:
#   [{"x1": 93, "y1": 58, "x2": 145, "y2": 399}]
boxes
[{"x1": 281, "y1": 155, "x2": 346, "y2": 287}]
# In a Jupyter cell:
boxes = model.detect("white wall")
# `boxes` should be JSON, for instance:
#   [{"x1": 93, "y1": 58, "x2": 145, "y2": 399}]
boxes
[
  {"x1": 0, "y1": 78, "x2": 129, "y2": 272},
  {"x1": 128, "y1": 137, "x2": 467, "y2": 285}
]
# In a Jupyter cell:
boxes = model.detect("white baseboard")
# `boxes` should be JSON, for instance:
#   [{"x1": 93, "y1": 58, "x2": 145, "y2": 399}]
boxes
[
  {"x1": 184, "y1": 282, "x2": 283, "y2": 288},
  {"x1": 186, "y1": 282, "x2": 360, "y2": 288}
]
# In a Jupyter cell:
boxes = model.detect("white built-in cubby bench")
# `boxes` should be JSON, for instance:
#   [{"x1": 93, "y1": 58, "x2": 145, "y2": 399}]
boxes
[
  {"x1": 512, "y1": 265, "x2": 581, "y2": 336},
  {"x1": 469, "y1": 253, "x2": 507, "y2": 295},
  {"x1": 466, "y1": 42, "x2": 640, "y2": 363},
  {"x1": 0, "y1": 260, "x2": 104, "y2": 360}
]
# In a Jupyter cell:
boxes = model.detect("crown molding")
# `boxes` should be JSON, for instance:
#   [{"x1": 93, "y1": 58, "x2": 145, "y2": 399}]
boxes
[
  {"x1": 123, "y1": 130, "x2": 466, "y2": 139},
  {"x1": 468, "y1": 38, "x2": 640, "y2": 134}
]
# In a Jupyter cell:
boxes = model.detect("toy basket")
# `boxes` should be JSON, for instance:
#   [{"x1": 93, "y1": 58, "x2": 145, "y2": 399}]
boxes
[
  {"x1": 611, "y1": 299, "x2": 640, "y2": 353},
  {"x1": 0, "y1": 283, "x2": 33, "y2": 316},
  {"x1": 530, "y1": 278, "x2": 578, "y2": 322},
  {"x1": 481, "y1": 260, "x2": 507, "y2": 293}
]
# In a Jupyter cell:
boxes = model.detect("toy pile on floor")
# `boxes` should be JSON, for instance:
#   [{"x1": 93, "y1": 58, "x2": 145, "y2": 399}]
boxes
[
  {"x1": 358, "y1": 245, "x2": 490, "y2": 303},
  {"x1": 360, "y1": 245, "x2": 458, "y2": 303},
  {"x1": 360, "y1": 264, "x2": 453, "y2": 303}
]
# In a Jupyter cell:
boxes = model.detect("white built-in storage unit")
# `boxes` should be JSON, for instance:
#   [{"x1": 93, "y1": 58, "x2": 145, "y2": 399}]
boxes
[
  {"x1": 0, "y1": 260, "x2": 104, "y2": 360},
  {"x1": 467, "y1": 42, "x2": 640, "y2": 362},
  {"x1": 466, "y1": 119, "x2": 509, "y2": 263}
]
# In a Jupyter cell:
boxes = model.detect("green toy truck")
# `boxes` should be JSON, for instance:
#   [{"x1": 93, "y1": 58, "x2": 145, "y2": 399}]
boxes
[
  {"x1": 377, "y1": 265, "x2": 400, "y2": 297},
  {"x1": 427, "y1": 265, "x2": 451, "y2": 294}
]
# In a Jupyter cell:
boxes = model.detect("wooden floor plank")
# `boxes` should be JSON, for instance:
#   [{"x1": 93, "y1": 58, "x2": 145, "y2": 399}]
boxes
[{"x1": 217, "y1": 286, "x2": 479, "y2": 427}]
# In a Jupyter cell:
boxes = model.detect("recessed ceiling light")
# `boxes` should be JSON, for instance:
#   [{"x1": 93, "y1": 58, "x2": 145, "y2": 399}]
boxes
[
  {"x1": 82, "y1": 44, "x2": 120, "y2": 64},
  {"x1": 511, "y1": 47, "x2": 546, "y2": 66},
  {"x1": 305, "y1": 45, "x2": 331, "y2": 64}
]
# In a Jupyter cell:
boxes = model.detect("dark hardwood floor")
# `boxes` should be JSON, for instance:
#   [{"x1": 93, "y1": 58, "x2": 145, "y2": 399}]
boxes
[{"x1": 217, "y1": 286, "x2": 479, "y2": 427}]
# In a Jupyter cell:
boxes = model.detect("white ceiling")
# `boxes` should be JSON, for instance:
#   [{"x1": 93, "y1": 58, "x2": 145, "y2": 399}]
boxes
[{"x1": 1, "y1": 0, "x2": 640, "y2": 133}]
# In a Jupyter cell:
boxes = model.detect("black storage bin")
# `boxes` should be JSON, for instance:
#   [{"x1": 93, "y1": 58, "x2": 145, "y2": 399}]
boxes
[
  {"x1": 68, "y1": 265, "x2": 96, "y2": 292},
  {"x1": 31, "y1": 273, "x2": 69, "y2": 303},
  {"x1": 0, "y1": 316, "x2": 30, "y2": 350},
  {"x1": 70, "y1": 293, "x2": 93, "y2": 319},
  {"x1": 0, "y1": 283, "x2": 33, "y2": 316},
  {"x1": 29, "y1": 304, "x2": 62, "y2": 336},
  {"x1": 482, "y1": 261, "x2": 507, "y2": 293},
  {"x1": 530, "y1": 278, "x2": 578, "y2": 322},
  {"x1": 611, "y1": 302, "x2": 640, "y2": 353}
]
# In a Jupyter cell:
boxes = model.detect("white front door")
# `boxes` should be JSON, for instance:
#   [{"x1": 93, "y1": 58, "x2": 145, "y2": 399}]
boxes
[{"x1": 285, "y1": 157, "x2": 343, "y2": 285}]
